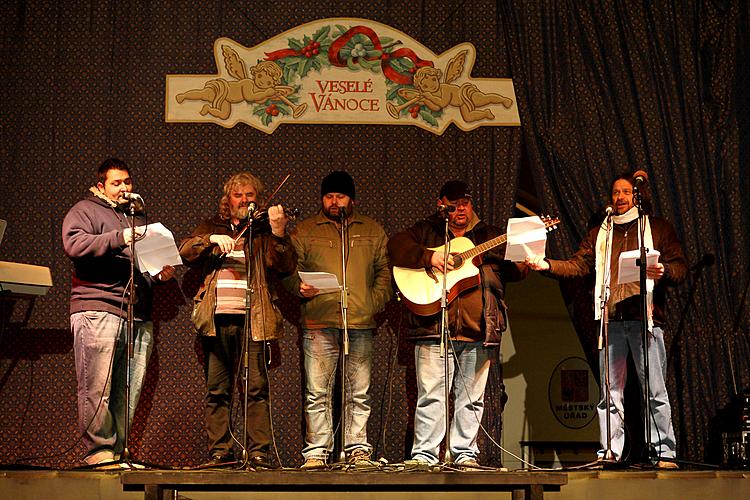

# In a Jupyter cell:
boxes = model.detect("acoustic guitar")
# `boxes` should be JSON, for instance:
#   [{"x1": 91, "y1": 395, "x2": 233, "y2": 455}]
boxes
[{"x1": 393, "y1": 216, "x2": 560, "y2": 315}]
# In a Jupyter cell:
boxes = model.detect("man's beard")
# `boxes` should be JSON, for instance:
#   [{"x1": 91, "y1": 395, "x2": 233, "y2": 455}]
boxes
[
  {"x1": 322, "y1": 200, "x2": 353, "y2": 221},
  {"x1": 231, "y1": 205, "x2": 250, "y2": 221}
]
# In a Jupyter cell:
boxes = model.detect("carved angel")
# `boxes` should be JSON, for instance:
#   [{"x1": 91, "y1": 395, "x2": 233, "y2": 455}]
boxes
[
  {"x1": 390, "y1": 50, "x2": 513, "y2": 122},
  {"x1": 176, "y1": 45, "x2": 306, "y2": 120}
]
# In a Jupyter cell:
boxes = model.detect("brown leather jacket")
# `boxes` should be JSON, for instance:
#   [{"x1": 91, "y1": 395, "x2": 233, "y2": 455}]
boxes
[
  {"x1": 179, "y1": 215, "x2": 297, "y2": 340},
  {"x1": 546, "y1": 215, "x2": 687, "y2": 326}
]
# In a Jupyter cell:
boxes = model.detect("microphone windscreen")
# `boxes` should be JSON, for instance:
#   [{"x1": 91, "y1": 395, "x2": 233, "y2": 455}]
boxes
[{"x1": 633, "y1": 170, "x2": 649, "y2": 181}]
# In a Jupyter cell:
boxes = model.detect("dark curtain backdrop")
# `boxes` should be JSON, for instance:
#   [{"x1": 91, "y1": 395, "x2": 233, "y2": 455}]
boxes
[
  {"x1": 0, "y1": 0, "x2": 746, "y2": 468},
  {"x1": 501, "y1": 0, "x2": 750, "y2": 462}
]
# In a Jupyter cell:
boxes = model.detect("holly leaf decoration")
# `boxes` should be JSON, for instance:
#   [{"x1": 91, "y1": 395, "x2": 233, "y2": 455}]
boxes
[
  {"x1": 288, "y1": 38, "x2": 304, "y2": 51},
  {"x1": 312, "y1": 25, "x2": 331, "y2": 42},
  {"x1": 420, "y1": 109, "x2": 439, "y2": 127}
]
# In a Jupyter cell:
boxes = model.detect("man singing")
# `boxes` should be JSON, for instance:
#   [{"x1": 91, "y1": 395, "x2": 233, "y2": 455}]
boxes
[
  {"x1": 525, "y1": 171, "x2": 687, "y2": 468},
  {"x1": 284, "y1": 170, "x2": 392, "y2": 469},
  {"x1": 62, "y1": 158, "x2": 174, "y2": 465},
  {"x1": 388, "y1": 180, "x2": 526, "y2": 468},
  {"x1": 179, "y1": 172, "x2": 296, "y2": 469}
]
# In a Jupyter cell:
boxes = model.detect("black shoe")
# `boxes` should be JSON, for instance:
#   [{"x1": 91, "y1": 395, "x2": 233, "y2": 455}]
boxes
[
  {"x1": 199, "y1": 454, "x2": 235, "y2": 468},
  {"x1": 249, "y1": 456, "x2": 276, "y2": 469}
]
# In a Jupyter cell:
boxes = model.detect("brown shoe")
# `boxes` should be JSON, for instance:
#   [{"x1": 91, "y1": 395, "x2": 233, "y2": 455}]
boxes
[{"x1": 656, "y1": 460, "x2": 679, "y2": 469}]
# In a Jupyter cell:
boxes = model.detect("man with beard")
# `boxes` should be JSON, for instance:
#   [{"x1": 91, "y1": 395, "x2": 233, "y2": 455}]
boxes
[
  {"x1": 179, "y1": 172, "x2": 296, "y2": 469},
  {"x1": 62, "y1": 158, "x2": 175, "y2": 465},
  {"x1": 387, "y1": 180, "x2": 526, "y2": 468},
  {"x1": 284, "y1": 171, "x2": 392, "y2": 469},
  {"x1": 525, "y1": 171, "x2": 686, "y2": 468}
]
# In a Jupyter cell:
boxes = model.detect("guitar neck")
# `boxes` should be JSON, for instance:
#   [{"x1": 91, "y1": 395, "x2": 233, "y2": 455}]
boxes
[
  {"x1": 460, "y1": 234, "x2": 507, "y2": 260},
  {"x1": 457, "y1": 218, "x2": 559, "y2": 261}
]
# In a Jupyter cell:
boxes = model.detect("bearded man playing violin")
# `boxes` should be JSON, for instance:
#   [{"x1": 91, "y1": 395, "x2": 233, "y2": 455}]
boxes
[{"x1": 179, "y1": 172, "x2": 297, "y2": 469}]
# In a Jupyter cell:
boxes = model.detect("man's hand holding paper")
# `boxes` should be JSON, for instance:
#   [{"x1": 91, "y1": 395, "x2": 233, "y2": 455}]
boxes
[{"x1": 504, "y1": 216, "x2": 549, "y2": 262}]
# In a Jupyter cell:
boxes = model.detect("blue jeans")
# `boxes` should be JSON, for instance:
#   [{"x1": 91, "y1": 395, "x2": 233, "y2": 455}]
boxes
[
  {"x1": 412, "y1": 340, "x2": 493, "y2": 464},
  {"x1": 597, "y1": 321, "x2": 676, "y2": 460},
  {"x1": 302, "y1": 328, "x2": 373, "y2": 461},
  {"x1": 71, "y1": 311, "x2": 153, "y2": 464}
]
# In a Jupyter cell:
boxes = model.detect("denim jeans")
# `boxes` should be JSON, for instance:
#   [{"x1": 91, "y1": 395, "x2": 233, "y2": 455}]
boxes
[
  {"x1": 71, "y1": 311, "x2": 153, "y2": 463},
  {"x1": 412, "y1": 340, "x2": 493, "y2": 464},
  {"x1": 202, "y1": 315, "x2": 270, "y2": 460},
  {"x1": 597, "y1": 321, "x2": 676, "y2": 460},
  {"x1": 302, "y1": 328, "x2": 373, "y2": 461}
]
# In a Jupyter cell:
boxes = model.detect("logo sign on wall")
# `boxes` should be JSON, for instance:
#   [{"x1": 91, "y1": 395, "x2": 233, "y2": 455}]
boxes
[
  {"x1": 548, "y1": 356, "x2": 599, "y2": 430},
  {"x1": 165, "y1": 18, "x2": 520, "y2": 135}
]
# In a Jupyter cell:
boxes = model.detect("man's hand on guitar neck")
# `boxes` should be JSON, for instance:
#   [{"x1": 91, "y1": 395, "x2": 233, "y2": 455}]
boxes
[{"x1": 430, "y1": 251, "x2": 455, "y2": 273}]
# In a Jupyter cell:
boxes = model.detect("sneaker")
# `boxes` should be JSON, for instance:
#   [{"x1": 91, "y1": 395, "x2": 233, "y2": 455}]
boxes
[
  {"x1": 456, "y1": 458, "x2": 482, "y2": 470},
  {"x1": 656, "y1": 460, "x2": 679, "y2": 469},
  {"x1": 300, "y1": 458, "x2": 326, "y2": 469},
  {"x1": 347, "y1": 449, "x2": 372, "y2": 465}
]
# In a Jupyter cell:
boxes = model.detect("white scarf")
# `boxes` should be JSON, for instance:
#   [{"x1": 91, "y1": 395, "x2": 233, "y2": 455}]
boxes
[{"x1": 594, "y1": 206, "x2": 654, "y2": 330}]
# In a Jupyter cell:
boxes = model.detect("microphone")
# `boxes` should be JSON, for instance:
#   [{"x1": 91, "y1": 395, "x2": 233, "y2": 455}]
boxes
[
  {"x1": 604, "y1": 204, "x2": 614, "y2": 217},
  {"x1": 121, "y1": 192, "x2": 145, "y2": 210},
  {"x1": 338, "y1": 205, "x2": 349, "y2": 220},
  {"x1": 633, "y1": 170, "x2": 648, "y2": 189},
  {"x1": 122, "y1": 192, "x2": 143, "y2": 202},
  {"x1": 437, "y1": 204, "x2": 456, "y2": 214},
  {"x1": 239, "y1": 201, "x2": 258, "y2": 221}
]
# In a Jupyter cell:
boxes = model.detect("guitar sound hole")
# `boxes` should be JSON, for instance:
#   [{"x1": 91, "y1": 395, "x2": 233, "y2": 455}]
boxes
[{"x1": 452, "y1": 254, "x2": 463, "y2": 269}]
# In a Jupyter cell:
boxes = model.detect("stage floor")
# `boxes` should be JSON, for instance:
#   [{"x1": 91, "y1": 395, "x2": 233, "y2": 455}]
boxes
[{"x1": 1, "y1": 467, "x2": 748, "y2": 500}]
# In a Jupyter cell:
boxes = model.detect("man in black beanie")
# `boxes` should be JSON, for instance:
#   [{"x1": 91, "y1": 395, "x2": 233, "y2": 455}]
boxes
[{"x1": 284, "y1": 170, "x2": 392, "y2": 469}]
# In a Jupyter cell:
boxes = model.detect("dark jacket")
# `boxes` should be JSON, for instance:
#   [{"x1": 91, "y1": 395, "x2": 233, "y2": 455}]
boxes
[
  {"x1": 62, "y1": 189, "x2": 154, "y2": 320},
  {"x1": 179, "y1": 215, "x2": 296, "y2": 340},
  {"x1": 388, "y1": 214, "x2": 527, "y2": 345},
  {"x1": 546, "y1": 215, "x2": 687, "y2": 326}
]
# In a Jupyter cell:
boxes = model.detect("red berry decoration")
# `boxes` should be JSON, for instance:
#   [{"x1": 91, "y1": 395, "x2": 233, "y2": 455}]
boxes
[
  {"x1": 312, "y1": 48, "x2": 319, "y2": 55},
  {"x1": 271, "y1": 109, "x2": 279, "y2": 116}
]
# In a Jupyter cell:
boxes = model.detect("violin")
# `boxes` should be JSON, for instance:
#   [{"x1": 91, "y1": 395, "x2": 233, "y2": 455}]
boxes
[{"x1": 250, "y1": 206, "x2": 300, "y2": 225}]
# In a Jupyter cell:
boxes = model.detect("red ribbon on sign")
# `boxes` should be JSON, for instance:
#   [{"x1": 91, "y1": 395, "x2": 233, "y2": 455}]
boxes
[
  {"x1": 265, "y1": 48, "x2": 301, "y2": 60},
  {"x1": 327, "y1": 26, "x2": 433, "y2": 85}
]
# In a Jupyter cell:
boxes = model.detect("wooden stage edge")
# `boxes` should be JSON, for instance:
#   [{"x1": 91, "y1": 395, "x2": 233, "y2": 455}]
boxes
[
  {"x1": 122, "y1": 469, "x2": 566, "y2": 499},
  {"x1": 2, "y1": 468, "x2": 749, "y2": 500}
]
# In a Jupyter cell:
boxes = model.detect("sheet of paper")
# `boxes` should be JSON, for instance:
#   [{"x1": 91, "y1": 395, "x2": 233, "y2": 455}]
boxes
[
  {"x1": 617, "y1": 249, "x2": 661, "y2": 284},
  {"x1": 504, "y1": 216, "x2": 549, "y2": 262},
  {"x1": 299, "y1": 271, "x2": 341, "y2": 294},
  {"x1": 133, "y1": 222, "x2": 183, "y2": 276}
]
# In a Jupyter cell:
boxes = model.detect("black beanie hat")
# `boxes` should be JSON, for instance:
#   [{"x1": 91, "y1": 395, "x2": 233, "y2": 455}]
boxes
[{"x1": 321, "y1": 171, "x2": 356, "y2": 199}]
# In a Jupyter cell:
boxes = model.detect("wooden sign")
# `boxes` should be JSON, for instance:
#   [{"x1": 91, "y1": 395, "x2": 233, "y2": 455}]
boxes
[{"x1": 166, "y1": 18, "x2": 520, "y2": 135}]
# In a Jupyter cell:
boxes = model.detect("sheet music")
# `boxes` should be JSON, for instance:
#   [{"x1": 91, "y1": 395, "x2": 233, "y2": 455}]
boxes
[
  {"x1": 617, "y1": 249, "x2": 660, "y2": 284},
  {"x1": 299, "y1": 271, "x2": 341, "y2": 294},
  {"x1": 133, "y1": 222, "x2": 183, "y2": 276},
  {"x1": 504, "y1": 216, "x2": 549, "y2": 262}
]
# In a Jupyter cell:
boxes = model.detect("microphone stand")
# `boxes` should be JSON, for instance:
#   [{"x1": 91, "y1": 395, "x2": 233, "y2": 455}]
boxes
[
  {"x1": 337, "y1": 208, "x2": 350, "y2": 463},
  {"x1": 634, "y1": 187, "x2": 655, "y2": 462},
  {"x1": 597, "y1": 210, "x2": 616, "y2": 463},
  {"x1": 121, "y1": 201, "x2": 139, "y2": 465},
  {"x1": 438, "y1": 208, "x2": 453, "y2": 465},
  {"x1": 241, "y1": 213, "x2": 256, "y2": 467}
]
